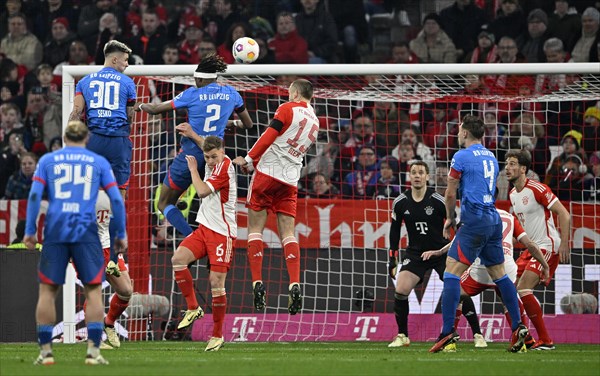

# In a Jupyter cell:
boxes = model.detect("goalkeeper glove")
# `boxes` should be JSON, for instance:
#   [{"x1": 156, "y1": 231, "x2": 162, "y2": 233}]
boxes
[{"x1": 388, "y1": 249, "x2": 399, "y2": 279}]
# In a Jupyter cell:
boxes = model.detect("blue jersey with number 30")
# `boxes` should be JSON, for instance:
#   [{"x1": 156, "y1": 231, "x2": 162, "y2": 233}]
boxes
[
  {"x1": 75, "y1": 67, "x2": 137, "y2": 136},
  {"x1": 449, "y1": 144, "x2": 499, "y2": 225},
  {"x1": 173, "y1": 82, "x2": 244, "y2": 154},
  {"x1": 29, "y1": 147, "x2": 118, "y2": 243}
]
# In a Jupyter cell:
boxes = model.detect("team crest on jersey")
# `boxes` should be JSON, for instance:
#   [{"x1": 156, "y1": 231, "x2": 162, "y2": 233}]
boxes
[
  {"x1": 522, "y1": 196, "x2": 529, "y2": 205},
  {"x1": 402, "y1": 258, "x2": 410, "y2": 266},
  {"x1": 545, "y1": 192, "x2": 553, "y2": 201},
  {"x1": 425, "y1": 206, "x2": 434, "y2": 215}
]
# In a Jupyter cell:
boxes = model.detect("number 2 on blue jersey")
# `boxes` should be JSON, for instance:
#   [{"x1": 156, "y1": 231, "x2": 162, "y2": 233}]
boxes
[{"x1": 203, "y1": 104, "x2": 221, "y2": 132}]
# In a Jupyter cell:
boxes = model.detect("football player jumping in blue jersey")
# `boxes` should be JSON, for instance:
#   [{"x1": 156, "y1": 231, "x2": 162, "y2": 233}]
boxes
[
  {"x1": 24, "y1": 121, "x2": 127, "y2": 365},
  {"x1": 69, "y1": 40, "x2": 137, "y2": 201},
  {"x1": 137, "y1": 54, "x2": 252, "y2": 236},
  {"x1": 429, "y1": 115, "x2": 528, "y2": 353}
]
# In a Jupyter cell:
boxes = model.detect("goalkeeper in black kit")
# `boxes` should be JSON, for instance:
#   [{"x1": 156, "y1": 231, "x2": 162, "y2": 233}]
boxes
[{"x1": 387, "y1": 161, "x2": 487, "y2": 349}]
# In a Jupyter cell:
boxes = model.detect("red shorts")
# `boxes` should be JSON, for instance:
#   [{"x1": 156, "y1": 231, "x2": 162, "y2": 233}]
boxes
[
  {"x1": 461, "y1": 272, "x2": 497, "y2": 297},
  {"x1": 247, "y1": 171, "x2": 298, "y2": 217},
  {"x1": 179, "y1": 225, "x2": 234, "y2": 273},
  {"x1": 516, "y1": 248, "x2": 559, "y2": 286},
  {"x1": 103, "y1": 248, "x2": 128, "y2": 272}
]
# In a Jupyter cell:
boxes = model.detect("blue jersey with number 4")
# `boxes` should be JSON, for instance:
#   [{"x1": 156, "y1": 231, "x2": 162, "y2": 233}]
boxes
[
  {"x1": 173, "y1": 82, "x2": 244, "y2": 154},
  {"x1": 76, "y1": 67, "x2": 137, "y2": 137},
  {"x1": 449, "y1": 144, "x2": 499, "y2": 225},
  {"x1": 28, "y1": 147, "x2": 118, "y2": 243}
]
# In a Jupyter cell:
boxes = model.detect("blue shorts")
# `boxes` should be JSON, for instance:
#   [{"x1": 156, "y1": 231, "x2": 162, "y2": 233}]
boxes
[
  {"x1": 448, "y1": 221, "x2": 504, "y2": 267},
  {"x1": 164, "y1": 149, "x2": 205, "y2": 191},
  {"x1": 38, "y1": 242, "x2": 105, "y2": 285},
  {"x1": 87, "y1": 133, "x2": 132, "y2": 189}
]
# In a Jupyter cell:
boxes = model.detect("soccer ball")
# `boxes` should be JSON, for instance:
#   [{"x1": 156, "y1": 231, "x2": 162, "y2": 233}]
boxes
[{"x1": 232, "y1": 37, "x2": 259, "y2": 64}]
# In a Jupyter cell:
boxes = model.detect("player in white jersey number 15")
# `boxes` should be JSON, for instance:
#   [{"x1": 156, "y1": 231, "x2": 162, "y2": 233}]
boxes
[{"x1": 233, "y1": 79, "x2": 318, "y2": 316}]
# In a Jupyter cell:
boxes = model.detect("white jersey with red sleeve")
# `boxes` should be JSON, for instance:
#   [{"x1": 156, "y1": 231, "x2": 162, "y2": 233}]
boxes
[
  {"x1": 195, "y1": 156, "x2": 237, "y2": 238},
  {"x1": 509, "y1": 179, "x2": 560, "y2": 253},
  {"x1": 253, "y1": 101, "x2": 319, "y2": 186},
  {"x1": 95, "y1": 190, "x2": 111, "y2": 249}
]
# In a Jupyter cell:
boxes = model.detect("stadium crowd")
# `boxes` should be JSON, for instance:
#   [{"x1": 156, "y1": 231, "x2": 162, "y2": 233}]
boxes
[{"x1": 0, "y1": 0, "x2": 599, "y2": 203}]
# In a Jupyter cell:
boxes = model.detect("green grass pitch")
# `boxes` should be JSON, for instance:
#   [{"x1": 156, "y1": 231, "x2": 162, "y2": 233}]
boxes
[{"x1": 1, "y1": 342, "x2": 599, "y2": 375}]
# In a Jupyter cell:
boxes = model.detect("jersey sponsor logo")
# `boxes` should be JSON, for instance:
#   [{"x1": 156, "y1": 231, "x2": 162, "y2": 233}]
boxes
[
  {"x1": 415, "y1": 222, "x2": 429, "y2": 235},
  {"x1": 425, "y1": 206, "x2": 434, "y2": 216},
  {"x1": 522, "y1": 196, "x2": 529, "y2": 205}
]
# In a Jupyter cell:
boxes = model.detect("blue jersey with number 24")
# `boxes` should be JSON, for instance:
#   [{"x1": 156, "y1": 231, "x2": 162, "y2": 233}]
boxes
[
  {"x1": 173, "y1": 82, "x2": 244, "y2": 154},
  {"x1": 449, "y1": 143, "x2": 499, "y2": 225},
  {"x1": 75, "y1": 67, "x2": 137, "y2": 137}
]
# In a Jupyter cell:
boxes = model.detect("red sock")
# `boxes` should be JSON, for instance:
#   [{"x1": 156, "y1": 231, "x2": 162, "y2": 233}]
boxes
[
  {"x1": 504, "y1": 310, "x2": 512, "y2": 329},
  {"x1": 212, "y1": 293, "x2": 227, "y2": 338},
  {"x1": 247, "y1": 233, "x2": 264, "y2": 282},
  {"x1": 454, "y1": 308, "x2": 462, "y2": 331},
  {"x1": 282, "y1": 236, "x2": 300, "y2": 285},
  {"x1": 174, "y1": 269, "x2": 198, "y2": 310},
  {"x1": 105, "y1": 295, "x2": 130, "y2": 326},
  {"x1": 518, "y1": 299, "x2": 529, "y2": 327},
  {"x1": 521, "y1": 292, "x2": 551, "y2": 342}
]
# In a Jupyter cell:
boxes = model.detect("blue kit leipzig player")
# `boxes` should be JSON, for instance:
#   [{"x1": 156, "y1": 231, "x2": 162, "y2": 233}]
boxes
[
  {"x1": 429, "y1": 115, "x2": 529, "y2": 353},
  {"x1": 24, "y1": 121, "x2": 127, "y2": 365},
  {"x1": 138, "y1": 53, "x2": 252, "y2": 236}
]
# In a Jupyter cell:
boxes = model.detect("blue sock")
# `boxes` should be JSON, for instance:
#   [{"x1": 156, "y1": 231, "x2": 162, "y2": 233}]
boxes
[
  {"x1": 37, "y1": 325, "x2": 53, "y2": 346},
  {"x1": 87, "y1": 322, "x2": 103, "y2": 348},
  {"x1": 441, "y1": 272, "x2": 461, "y2": 335},
  {"x1": 494, "y1": 274, "x2": 521, "y2": 331},
  {"x1": 164, "y1": 205, "x2": 192, "y2": 236}
]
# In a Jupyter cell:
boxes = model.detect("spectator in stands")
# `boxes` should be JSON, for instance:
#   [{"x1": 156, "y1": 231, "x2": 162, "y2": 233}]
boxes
[
  {"x1": 218, "y1": 22, "x2": 252, "y2": 64},
  {"x1": 35, "y1": 64, "x2": 60, "y2": 102},
  {"x1": 482, "y1": 109, "x2": 505, "y2": 153},
  {"x1": 501, "y1": 112, "x2": 549, "y2": 178},
  {"x1": 48, "y1": 136, "x2": 62, "y2": 152},
  {"x1": 340, "y1": 110, "x2": 377, "y2": 173},
  {"x1": 0, "y1": 132, "x2": 26, "y2": 197},
  {"x1": 373, "y1": 101, "x2": 409, "y2": 156},
  {"x1": 395, "y1": 140, "x2": 421, "y2": 189},
  {"x1": 535, "y1": 38, "x2": 572, "y2": 94},
  {"x1": 485, "y1": 36, "x2": 526, "y2": 94},
  {"x1": 0, "y1": 80, "x2": 24, "y2": 114},
  {"x1": 78, "y1": 0, "x2": 124, "y2": 56},
  {"x1": 465, "y1": 25, "x2": 497, "y2": 63},
  {"x1": 295, "y1": 0, "x2": 339, "y2": 64},
  {"x1": 548, "y1": 0, "x2": 581, "y2": 52},
  {"x1": 409, "y1": 13, "x2": 458, "y2": 64},
  {"x1": 392, "y1": 125, "x2": 434, "y2": 182},
  {"x1": 545, "y1": 129, "x2": 586, "y2": 182},
  {"x1": 434, "y1": 161, "x2": 449, "y2": 196},
  {"x1": 440, "y1": 0, "x2": 488, "y2": 62},
  {"x1": 213, "y1": 0, "x2": 244, "y2": 46},
  {"x1": 3, "y1": 151, "x2": 36, "y2": 199},
  {"x1": 1, "y1": 0, "x2": 23, "y2": 41},
  {"x1": 327, "y1": 0, "x2": 369, "y2": 63},
  {"x1": 570, "y1": 7, "x2": 600, "y2": 62},
  {"x1": 374, "y1": 156, "x2": 400, "y2": 199},
  {"x1": 93, "y1": 12, "x2": 123, "y2": 65},
  {"x1": 552, "y1": 153, "x2": 594, "y2": 201},
  {"x1": 21, "y1": 87, "x2": 61, "y2": 156},
  {"x1": 1, "y1": 13, "x2": 43, "y2": 71},
  {"x1": 389, "y1": 40, "x2": 419, "y2": 64},
  {"x1": 422, "y1": 103, "x2": 459, "y2": 162},
  {"x1": 43, "y1": 17, "x2": 77, "y2": 69},
  {"x1": 268, "y1": 12, "x2": 309, "y2": 64},
  {"x1": 253, "y1": 36, "x2": 276, "y2": 64},
  {"x1": 489, "y1": 0, "x2": 527, "y2": 41},
  {"x1": 342, "y1": 144, "x2": 379, "y2": 198},
  {"x1": 32, "y1": 0, "x2": 79, "y2": 42},
  {"x1": 52, "y1": 40, "x2": 93, "y2": 81},
  {"x1": 128, "y1": 8, "x2": 169, "y2": 64},
  {"x1": 582, "y1": 105, "x2": 600, "y2": 154},
  {"x1": 585, "y1": 151, "x2": 600, "y2": 201},
  {"x1": 516, "y1": 8, "x2": 551, "y2": 63},
  {"x1": 179, "y1": 15, "x2": 204, "y2": 64},
  {"x1": 0, "y1": 102, "x2": 23, "y2": 144},
  {"x1": 303, "y1": 173, "x2": 340, "y2": 199},
  {"x1": 198, "y1": 36, "x2": 218, "y2": 59}
]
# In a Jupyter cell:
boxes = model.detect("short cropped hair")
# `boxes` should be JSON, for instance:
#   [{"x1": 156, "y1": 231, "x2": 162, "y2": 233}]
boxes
[
  {"x1": 64, "y1": 120, "x2": 89, "y2": 142},
  {"x1": 461, "y1": 114, "x2": 485, "y2": 140},
  {"x1": 202, "y1": 136, "x2": 223, "y2": 152},
  {"x1": 292, "y1": 79, "x2": 313, "y2": 100},
  {"x1": 410, "y1": 160, "x2": 429, "y2": 174},
  {"x1": 505, "y1": 149, "x2": 532, "y2": 172},
  {"x1": 104, "y1": 40, "x2": 132, "y2": 57}
]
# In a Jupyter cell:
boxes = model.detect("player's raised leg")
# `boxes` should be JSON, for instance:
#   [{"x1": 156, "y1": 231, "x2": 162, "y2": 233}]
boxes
[
  {"x1": 159, "y1": 180, "x2": 193, "y2": 237},
  {"x1": 172, "y1": 245, "x2": 204, "y2": 329},
  {"x1": 103, "y1": 259, "x2": 133, "y2": 349},
  {"x1": 278, "y1": 213, "x2": 302, "y2": 315},
  {"x1": 247, "y1": 208, "x2": 269, "y2": 310}
]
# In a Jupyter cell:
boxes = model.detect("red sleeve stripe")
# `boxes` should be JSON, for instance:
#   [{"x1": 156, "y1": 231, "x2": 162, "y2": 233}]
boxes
[
  {"x1": 448, "y1": 167, "x2": 461, "y2": 179},
  {"x1": 33, "y1": 176, "x2": 46, "y2": 185},
  {"x1": 104, "y1": 182, "x2": 118, "y2": 190}
]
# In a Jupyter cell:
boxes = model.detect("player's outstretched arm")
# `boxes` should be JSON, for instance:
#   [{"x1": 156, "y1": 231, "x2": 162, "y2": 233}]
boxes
[
  {"x1": 443, "y1": 175, "x2": 459, "y2": 239},
  {"x1": 24, "y1": 180, "x2": 45, "y2": 251},
  {"x1": 550, "y1": 200, "x2": 571, "y2": 263},
  {"x1": 185, "y1": 155, "x2": 213, "y2": 198},
  {"x1": 519, "y1": 234, "x2": 550, "y2": 283},
  {"x1": 422, "y1": 243, "x2": 451, "y2": 261},
  {"x1": 176, "y1": 122, "x2": 204, "y2": 148},
  {"x1": 136, "y1": 101, "x2": 173, "y2": 115},
  {"x1": 68, "y1": 95, "x2": 85, "y2": 121}
]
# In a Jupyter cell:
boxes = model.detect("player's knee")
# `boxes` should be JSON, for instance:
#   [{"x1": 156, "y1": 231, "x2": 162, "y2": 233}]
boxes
[
  {"x1": 394, "y1": 292, "x2": 409, "y2": 301},
  {"x1": 517, "y1": 289, "x2": 533, "y2": 297}
]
